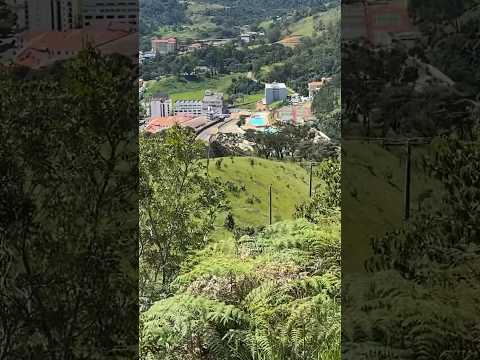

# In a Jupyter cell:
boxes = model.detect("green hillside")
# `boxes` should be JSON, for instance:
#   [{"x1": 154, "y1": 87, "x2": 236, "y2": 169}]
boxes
[
  {"x1": 209, "y1": 157, "x2": 312, "y2": 227},
  {"x1": 139, "y1": 128, "x2": 341, "y2": 359},
  {"x1": 286, "y1": 7, "x2": 340, "y2": 38},
  {"x1": 145, "y1": 74, "x2": 240, "y2": 101},
  {"x1": 343, "y1": 142, "x2": 439, "y2": 272},
  {"x1": 288, "y1": 15, "x2": 315, "y2": 37},
  {"x1": 204, "y1": 157, "x2": 315, "y2": 254}
]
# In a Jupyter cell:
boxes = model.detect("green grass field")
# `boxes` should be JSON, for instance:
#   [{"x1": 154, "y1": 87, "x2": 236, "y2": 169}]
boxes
[
  {"x1": 209, "y1": 157, "x2": 311, "y2": 227},
  {"x1": 288, "y1": 16, "x2": 315, "y2": 37},
  {"x1": 233, "y1": 92, "x2": 263, "y2": 110},
  {"x1": 284, "y1": 7, "x2": 340, "y2": 39},
  {"x1": 203, "y1": 157, "x2": 316, "y2": 253},
  {"x1": 342, "y1": 142, "x2": 440, "y2": 272},
  {"x1": 145, "y1": 74, "x2": 241, "y2": 102}
]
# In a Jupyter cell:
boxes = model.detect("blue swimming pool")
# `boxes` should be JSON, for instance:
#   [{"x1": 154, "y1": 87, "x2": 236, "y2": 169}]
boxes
[{"x1": 249, "y1": 115, "x2": 267, "y2": 127}]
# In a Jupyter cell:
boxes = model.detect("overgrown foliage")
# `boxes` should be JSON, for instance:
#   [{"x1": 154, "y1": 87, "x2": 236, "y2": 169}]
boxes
[
  {"x1": 296, "y1": 157, "x2": 340, "y2": 222},
  {"x1": 139, "y1": 126, "x2": 228, "y2": 305},
  {"x1": 0, "y1": 49, "x2": 137, "y2": 358},
  {"x1": 141, "y1": 219, "x2": 340, "y2": 360},
  {"x1": 343, "y1": 136, "x2": 480, "y2": 359}
]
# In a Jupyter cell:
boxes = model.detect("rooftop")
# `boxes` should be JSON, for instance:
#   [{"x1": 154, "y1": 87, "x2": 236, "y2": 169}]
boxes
[
  {"x1": 152, "y1": 92, "x2": 169, "y2": 100},
  {"x1": 308, "y1": 77, "x2": 332, "y2": 88},
  {"x1": 15, "y1": 28, "x2": 137, "y2": 68},
  {"x1": 265, "y1": 82, "x2": 287, "y2": 89},
  {"x1": 145, "y1": 115, "x2": 194, "y2": 134},
  {"x1": 203, "y1": 90, "x2": 223, "y2": 101},
  {"x1": 175, "y1": 100, "x2": 202, "y2": 105},
  {"x1": 152, "y1": 37, "x2": 177, "y2": 44}
]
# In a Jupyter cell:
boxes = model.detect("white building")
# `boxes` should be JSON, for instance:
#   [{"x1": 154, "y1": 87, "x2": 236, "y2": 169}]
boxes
[
  {"x1": 81, "y1": 0, "x2": 138, "y2": 28},
  {"x1": 139, "y1": 50, "x2": 155, "y2": 63},
  {"x1": 265, "y1": 82, "x2": 288, "y2": 105},
  {"x1": 202, "y1": 90, "x2": 225, "y2": 116},
  {"x1": 150, "y1": 93, "x2": 172, "y2": 118},
  {"x1": 175, "y1": 100, "x2": 203, "y2": 116},
  {"x1": 13, "y1": 0, "x2": 137, "y2": 32},
  {"x1": 151, "y1": 37, "x2": 177, "y2": 55},
  {"x1": 240, "y1": 31, "x2": 259, "y2": 43},
  {"x1": 6, "y1": 0, "x2": 82, "y2": 34}
]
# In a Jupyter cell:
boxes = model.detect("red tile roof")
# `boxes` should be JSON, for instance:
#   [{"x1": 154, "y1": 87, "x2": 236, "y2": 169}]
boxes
[
  {"x1": 151, "y1": 37, "x2": 177, "y2": 44},
  {"x1": 145, "y1": 115, "x2": 194, "y2": 134},
  {"x1": 15, "y1": 27, "x2": 137, "y2": 68}
]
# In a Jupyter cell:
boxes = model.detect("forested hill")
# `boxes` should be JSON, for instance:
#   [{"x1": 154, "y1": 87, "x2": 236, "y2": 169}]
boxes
[
  {"x1": 140, "y1": 0, "x2": 339, "y2": 37},
  {"x1": 140, "y1": 0, "x2": 187, "y2": 35}
]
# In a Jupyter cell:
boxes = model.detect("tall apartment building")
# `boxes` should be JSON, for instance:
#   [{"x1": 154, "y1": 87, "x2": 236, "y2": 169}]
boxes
[
  {"x1": 150, "y1": 93, "x2": 172, "y2": 118},
  {"x1": 342, "y1": 0, "x2": 418, "y2": 46},
  {"x1": 265, "y1": 83, "x2": 288, "y2": 105},
  {"x1": 175, "y1": 100, "x2": 203, "y2": 116},
  {"x1": 202, "y1": 90, "x2": 225, "y2": 116},
  {"x1": 22, "y1": 0, "x2": 82, "y2": 32},
  {"x1": 81, "y1": 0, "x2": 138, "y2": 28},
  {"x1": 151, "y1": 37, "x2": 177, "y2": 55}
]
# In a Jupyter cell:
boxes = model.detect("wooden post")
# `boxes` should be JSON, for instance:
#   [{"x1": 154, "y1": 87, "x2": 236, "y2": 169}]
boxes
[
  {"x1": 269, "y1": 185, "x2": 272, "y2": 225},
  {"x1": 309, "y1": 163, "x2": 313, "y2": 197},
  {"x1": 404, "y1": 141, "x2": 411, "y2": 221}
]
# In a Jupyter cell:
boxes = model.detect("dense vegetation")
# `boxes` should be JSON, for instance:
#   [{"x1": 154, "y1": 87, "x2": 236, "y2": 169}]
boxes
[
  {"x1": 141, "y1": 42, "x2": 294, "y2": 80},
  {"x1": 140, "y1": 0, "x2": 187, "y2": 35},
  {"x1": 0, "y1": 49, "x2": 137, "y2": 357},
  {"x1": 141, "y1": 5, "x2": 340, "y2": 97},
  {"x1": 343, "y1": 0, "x2": 480, "y2": 137},
  {"x1": 0, "y1": 0, "x2": 15, "y2": 55},
  {"x1": 140, "y1": 0, "x2": 336, "y2": 48},
  {"x1": 342, "y1": 2, "x2": 480, "y2": 358},
  {"x1": 139, "y1": 126, "x2": 341, "y2": 359},
  {"x1": 312, "y1": 75, "x2": 340, "y2": 139},
  {"x1": 343, "y1": 137, "x2": 480, "y2": 359}
]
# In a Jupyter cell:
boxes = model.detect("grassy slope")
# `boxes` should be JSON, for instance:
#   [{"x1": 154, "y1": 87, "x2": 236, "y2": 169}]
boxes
[
  {"x1": 233, "y1": 92, "x2": 264, "y2": 110},
  {"x1": 204, "y1": 157, "x2": 312, "y2": 254},
  {"x1": 343, "y1": 142, "x2": 439, "y2": 272},
  {"x1": 145, "y1": 74, "x2": 240, "y2": 101},
  {"x1": 288, "y1": 16, "x2": 315, "y2": 37},
  {"x1": 285, "y1": 7, "x2": 340, "y2": 38},
  {"x1": 155, "y1": 1, "x2": 223, "y2": 40}
]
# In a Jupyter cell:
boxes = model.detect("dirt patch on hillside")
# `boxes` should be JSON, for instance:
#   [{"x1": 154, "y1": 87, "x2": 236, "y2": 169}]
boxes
[{"x1": 278, "y1": 35, "x2": 302, "y2": 47}]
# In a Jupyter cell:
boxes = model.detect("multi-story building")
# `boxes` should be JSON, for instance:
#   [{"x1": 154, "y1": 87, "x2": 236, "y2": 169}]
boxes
[
  {"x1": 202, "y1": 90, "x2": 225, "y2": 116},
  {"x1": 265, "y1": 82, "x2": 288, "y2": 105},
  {"x1": 175, "y1": 100, "x2": 203, "y2": 116},
  {"x1": 150, "y1": 93, "x2": 172, "y2": 118},
  {"x1": 343, "y1": 0, "x2": 419, "y2": 47},
  {"x1": 151, "y1": 37, "x2": 177, "y2": 55},
  {"x1": 81, "y1": 0, "x2": 138, "y2": 28},
  {"x1": 22, "y1": 0, "x2": 82, "y2": 32}
]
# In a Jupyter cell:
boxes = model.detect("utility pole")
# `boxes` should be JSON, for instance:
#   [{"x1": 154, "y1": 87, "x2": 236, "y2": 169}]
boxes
[
  {"x1": 309, "y1": 163, "x2": 313, "y2": 197},
  {"x1": 404, "y1": 140, "x2": 411, "y2": 221},
  {"x1": 269, "y1": 185, "x2": 272, "y2": 225},
  {"x1": 206, "y1": 134, "x2": 213, "y2": 176}
]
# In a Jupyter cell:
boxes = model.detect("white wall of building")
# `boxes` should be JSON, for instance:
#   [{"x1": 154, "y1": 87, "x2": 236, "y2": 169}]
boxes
[{"x1": 150, "y1": 98, "x2": 172, "y2": 118}]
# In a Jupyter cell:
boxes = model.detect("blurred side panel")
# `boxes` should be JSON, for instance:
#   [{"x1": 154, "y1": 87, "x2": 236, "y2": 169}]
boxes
[
  {"x1": 0, "y1": 0, "x2": 139, "y2": 358},
  {"x1": 342, "y1": 0, "x2": 480, "y2": 359}
]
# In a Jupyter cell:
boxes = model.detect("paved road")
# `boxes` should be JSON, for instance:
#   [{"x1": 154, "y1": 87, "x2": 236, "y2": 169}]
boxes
[
  {"x1": 196, "y1": 121, "x2": 221, "y2": 142},
  {"x1": 196, "y1": 118, "x2": 242, "y2": 142}
]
